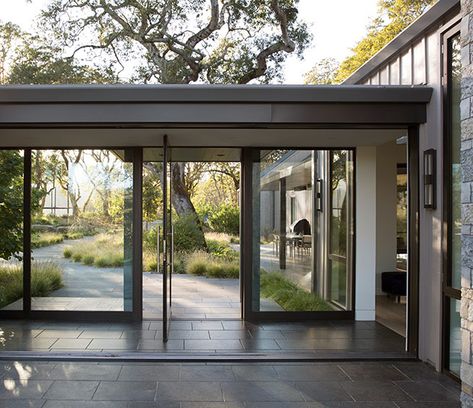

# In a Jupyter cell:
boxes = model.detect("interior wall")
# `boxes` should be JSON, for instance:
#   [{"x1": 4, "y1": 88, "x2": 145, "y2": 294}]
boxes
[
  {"x1": 375, "y1": 141, "x2": 407, "y2": 295},
  {"x1": 355, "y1": 146, "x2": 377, "y2": 320}
]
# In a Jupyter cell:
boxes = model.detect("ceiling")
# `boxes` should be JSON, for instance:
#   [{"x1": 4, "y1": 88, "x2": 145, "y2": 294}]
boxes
[{"x1": 0, "y1": 128, "x2": 407, "y2": 150}]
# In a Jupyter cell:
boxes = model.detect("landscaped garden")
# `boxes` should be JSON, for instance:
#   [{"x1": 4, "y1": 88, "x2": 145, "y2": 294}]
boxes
[{"x1": 0, "y1": 261, "x2": 63, "y2": 309}]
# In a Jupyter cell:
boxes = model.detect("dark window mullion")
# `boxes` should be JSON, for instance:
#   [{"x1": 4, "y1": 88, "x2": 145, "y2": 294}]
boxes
[{"x1": 23, "y1": 149, "x2": 32, "y2": 313}]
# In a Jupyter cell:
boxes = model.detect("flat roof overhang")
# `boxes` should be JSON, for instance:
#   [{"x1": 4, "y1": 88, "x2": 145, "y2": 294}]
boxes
[{"x1": 0, "y1": 85, "x2": 432, "y2": 127}]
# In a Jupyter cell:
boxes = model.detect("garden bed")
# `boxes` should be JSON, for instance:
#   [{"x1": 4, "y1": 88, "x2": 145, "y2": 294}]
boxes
[
  {"x1": 0, "y1": 261, "x2": 63, "y2": 309},
  {"x1": 260, "y1": 271, "x2": 333, "y2": 311}
]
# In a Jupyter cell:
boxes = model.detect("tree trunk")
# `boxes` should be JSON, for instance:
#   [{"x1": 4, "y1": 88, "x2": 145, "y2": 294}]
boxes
[
  {"x1": 170, "y1": 162, "x2": 207, "y2": 250},
  {"x1": 69, "y1": 192, "x2": 80, "y2": 218}
]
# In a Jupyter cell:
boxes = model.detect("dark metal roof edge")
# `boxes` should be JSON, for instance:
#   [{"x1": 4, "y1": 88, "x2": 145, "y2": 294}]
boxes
[
  {"x1": 343, "y1": 0, "x2": 460, "y2": 85},
  {"x1": 0, "y1": 84, "x2": 433, "y2": 103}
]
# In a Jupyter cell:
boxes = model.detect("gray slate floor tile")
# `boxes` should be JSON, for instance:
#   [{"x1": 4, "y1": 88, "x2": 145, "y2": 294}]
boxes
[
  {"x1": 231, "y1": 365, "x2": 278, "y2": 381},
  {"x1": 395, "y1": 380, "x2": 461, "y2": 402},
  {"x1": 340, "y1": 380, "x2": 412, "y2": 401},
  {"x1": 156, "y1": 381, "x2": 223, "y2": 401},
  {"x1": 93, "y1": 381, "x2": 157, "y2": 401},
  {"x1": 222, "y1": 381, "x2": 304, "y2": 402},
  {"x1": 274, "y1": 364, "x2": 349, "y2": 381},
  {"x1": 48, "y1": 363, "x2": 121, "y2": 381},
  {"x1": 180, "y1": 365, "x2": 235, "y2": 381},
  {"x1": 294, "y1": 381, "x2": 352, "y2": 402},
  {"x1": 43, "y1": 401, "x2": 128, "y2": 408},
  {"x1": 118, "y1": 365, "x2": 180, "y2": 381},
  {"x1": 44, "y1": 380, "x2": 99, "y2": 400},
  {"x1": 338, "y1": 363, "x2": 409, "y2": 381},
  {"x1": 0, "y1": 379, "x2": 52, "y2": 399}
]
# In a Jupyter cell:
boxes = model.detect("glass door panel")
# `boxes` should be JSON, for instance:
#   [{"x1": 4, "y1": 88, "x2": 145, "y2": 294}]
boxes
[
  {"x1": 0, "y1": 150, "x2": 24, "y2": 311},
  {"x1": 30, "y1": 149, "x2": 134, "y2": 312},
  {"x1": 251, "y1": 149, "x2": 354, "y2": 313},
  {"x1": 162, "y1": 137, "x2": 172, "y2": 341},
  {"x1": 444, "y1": 29, "x2": 461, "y2": 377},
  {"x1": 327, "y1": 150, "x2": 354, "y2": 310}
]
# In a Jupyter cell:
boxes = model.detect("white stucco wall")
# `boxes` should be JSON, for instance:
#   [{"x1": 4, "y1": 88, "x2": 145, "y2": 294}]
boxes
[
  {"x1": 354, "y1": 17, "x2": 453, "y2": 371},
  {"x1": 376, "y1": 142, "x2": 407, "y2": 295},
  {"x1": 355, "y1": 147, "x2": 377, "y2": 320}
]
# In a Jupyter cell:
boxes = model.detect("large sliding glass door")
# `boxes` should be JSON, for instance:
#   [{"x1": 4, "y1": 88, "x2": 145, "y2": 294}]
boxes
[
  {"x1": 248, "y1": 148, "x2": 354, "y2": 317},
  {"x1": 0, "y1": 148, "x2": 140, "y2": 319},
  {"x1": 0, "y1": 150, "x2": 24, "y2": 311}
]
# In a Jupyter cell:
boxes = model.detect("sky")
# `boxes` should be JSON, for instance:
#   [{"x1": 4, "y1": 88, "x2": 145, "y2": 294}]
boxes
[{"x1": 0, "y1": 0, "x2": 380, "y2": 84}]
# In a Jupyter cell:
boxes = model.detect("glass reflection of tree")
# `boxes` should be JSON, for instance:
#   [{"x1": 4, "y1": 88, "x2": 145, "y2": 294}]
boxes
[{"x1": 331, "y1": 151, "x2": 348, "y2": 256}]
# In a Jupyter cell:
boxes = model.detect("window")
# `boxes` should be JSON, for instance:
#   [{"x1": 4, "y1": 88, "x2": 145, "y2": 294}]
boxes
[{"x1": 443, "y1": 27, "x2": 461, "y2": 377}]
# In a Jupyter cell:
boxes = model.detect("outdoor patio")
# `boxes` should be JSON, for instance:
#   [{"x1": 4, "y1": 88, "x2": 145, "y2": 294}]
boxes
[{"x1": 0, "y1": 360, "x2": 461, "y2": 406}]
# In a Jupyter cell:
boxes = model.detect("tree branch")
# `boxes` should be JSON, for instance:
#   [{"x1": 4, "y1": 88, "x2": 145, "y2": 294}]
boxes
[{"x1": 237, "y1": 0, "x2": 295, "y2": 84}]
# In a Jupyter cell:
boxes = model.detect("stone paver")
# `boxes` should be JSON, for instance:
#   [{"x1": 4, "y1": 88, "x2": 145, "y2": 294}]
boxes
[
  {"x1": 0, "y1": 319, "x2": 407, "y2": 354},
  {"x1": 0, "y1": 361, "x2": 459, "y2": 405}
]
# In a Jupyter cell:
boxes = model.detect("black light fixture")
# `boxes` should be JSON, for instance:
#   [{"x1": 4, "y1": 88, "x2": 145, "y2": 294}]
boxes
[
  {"x1": 423, "y1": 149, "x2": 437, "y2": 209},
  {"x1": 316, "y1": 179, "x2": 323, "y2": 212}
]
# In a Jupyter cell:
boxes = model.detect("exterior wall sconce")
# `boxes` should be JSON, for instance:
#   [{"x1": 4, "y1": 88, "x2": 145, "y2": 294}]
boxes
[
  {"x1": 423, "y1": 149, "x2": 437, "y2": 209},
  {"x1": 316, "y1": 178, "x2": 323, "y2": 212}
]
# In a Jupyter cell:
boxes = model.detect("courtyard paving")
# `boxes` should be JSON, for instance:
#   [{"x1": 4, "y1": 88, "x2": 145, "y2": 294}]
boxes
[
  {"x1": 0, "y1": 320, "x2": 406, "y2": 355},
  {"x1": 3, "y1": 239, "x2": 282, "y2": 317},
  {"x1": 0, "y1": 360, "x2": 461, "y2": 406}
]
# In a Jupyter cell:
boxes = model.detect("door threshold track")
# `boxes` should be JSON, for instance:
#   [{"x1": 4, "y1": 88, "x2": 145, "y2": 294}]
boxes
[{"x1": 0, "y1": 350, "x2": 416, "y2": 363}]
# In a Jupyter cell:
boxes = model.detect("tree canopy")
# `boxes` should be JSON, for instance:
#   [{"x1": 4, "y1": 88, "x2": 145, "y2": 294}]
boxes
[
  {"x1": 305, "y1": 0, "x2": 437, "y2": 84},
  {"x1": 41, "y1": 0, "x2": 311, "y2": 84}
]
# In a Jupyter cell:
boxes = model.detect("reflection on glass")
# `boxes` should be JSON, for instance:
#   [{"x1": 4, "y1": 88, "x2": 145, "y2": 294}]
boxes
[
  {"x1": 328, "y1": 150, "x2": 353, "y2": 309},
  {"x1": 31, "y1": 149, "x2": 134, "y2": 311},
  {"x1": 449, "y1": 298, "x2": 461, "y2": 376},
  {"x1": 396, "y1": 168, "x2": 408, "y2": 270},
  {"x1": 451, "y1": 34, "x2": 462, "y2": 290},
  {"x1": 252, "y1": 149, "x2": 353, "y2": 312},
  {"x1": 0, "y1": 150, "x2": 24, "y2": 311}
]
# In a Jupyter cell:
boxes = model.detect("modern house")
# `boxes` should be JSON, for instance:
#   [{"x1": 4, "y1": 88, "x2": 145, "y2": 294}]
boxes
[{"x1": 2, "y1": 0, "x2": 473, "y2": 402}]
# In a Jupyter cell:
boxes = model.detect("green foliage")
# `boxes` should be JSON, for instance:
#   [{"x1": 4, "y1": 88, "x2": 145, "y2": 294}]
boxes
[
  {"x1": 186, "y1": 251, "x2": 239, "y2": 279},
  {"x1": 63, "y1": 233, "x2": 125, "y2": 268},
  {"x1": 0, "y1": 151, "x2": 24, "y2": 260},
  {"x1": 260, "y1": 271, "x2": 333, "y2": 311},
  {"x1": 2, "y1": 22, "x2": 116, "y2": 85},
  {"x1": 304, "y1": 0, "x2": 437, "y2": 84},
  {"x1": 0, "y1": 261, "x2": 63, "y2": 308},
  {"x1": 173, "y1": 214, "x2": 207, "y2": 252},
  {"x1": 304, "y1": 57, "x2": 338, "y2": 85},
  {"x1": 334, "y1": 0, "x2": 436, "y2": 83},
  {"x1": 31, "y1": 232, "x2": 64, "y2": 248},
  {"x1": 40, "y1": 0, "x2": 310, "y2": 84},
  {"x1": 206, "y1": 204, "x2": 239, "y2": 235},
  {"x1": 207, "y1": 239, "x2": 239, "y2": 261}
]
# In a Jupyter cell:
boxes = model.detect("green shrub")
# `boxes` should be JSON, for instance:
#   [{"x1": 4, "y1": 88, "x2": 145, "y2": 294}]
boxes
[
  {"x1": 207, "y1": 204, "x2": 239, "y2": 235},
  {"x1": 173, "y1": 214, "x2": 206, "y2": 252},
  {"x1": 186, "y1": 251, "x2": 208, "y2": 276},
  {"x1": 62, "y1": 233, "x2": 125, "y2": 268},
  {"x1": 143, "y1": 226, "x2": 159, "y2": 251},
  {"x1": 207, "y1": 239, "x2": 239, "y2": 261},
  {"x1": 31, "y1": 232, "x2": 64, "y2": 248},
  {"x1": 173, "y1": 252, "x2": 186, "y2": 274},
  {"x1": 260, "y1": 271, "x2": 333, "y2": 311},
  {"x1": 82, "y1": 255, "x2": 95, "y2": 265},
  {"x1": 95, "y1": 254, "x2": 123, "y2": 268},
  {"x1": 0, "y1": 261, "x2": 63, "y2": 308},
  {"x1": 185, "y1": 251, "x2": 239, "y2": 279},
  {"x1": 64, "y1": 231, "x2": 85, "y2": 240},
  {"x1": 206, "y1": 262, "x2": 239, "y2": 279}
]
